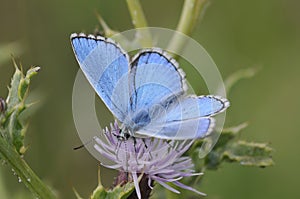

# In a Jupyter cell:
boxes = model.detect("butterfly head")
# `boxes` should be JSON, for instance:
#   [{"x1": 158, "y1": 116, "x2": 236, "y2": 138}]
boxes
[{"x1": 116, "y1": 126, "x2": 132, "y2": 141}]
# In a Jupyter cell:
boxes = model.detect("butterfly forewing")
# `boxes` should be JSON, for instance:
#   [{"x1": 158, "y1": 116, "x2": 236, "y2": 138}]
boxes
[{"x1": 71, "y1": 34, "x2": 131, "y2": 122}]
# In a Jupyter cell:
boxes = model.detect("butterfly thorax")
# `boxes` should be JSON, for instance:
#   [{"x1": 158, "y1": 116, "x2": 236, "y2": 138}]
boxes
[
  {"x1": 118, "y1": 110, "x2": 151, "y2": 140},
  {"x1": 117, "y1": 128, "x2": 131, "y2": 141}
]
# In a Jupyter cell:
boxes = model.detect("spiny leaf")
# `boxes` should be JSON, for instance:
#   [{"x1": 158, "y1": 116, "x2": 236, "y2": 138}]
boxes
[
  {"x1": 213, "y1": 122, "x2": 248, "y2": 149},
  {"x1": 223, "y1": 141, "x2": 274, "y2": 167},
  {"x1": 18, "y1": 66, "x2": 40, "y2": 100},
  {"x1": 188, "y1": 122, "x2": 274, "y2": 170},
  {"x1": 90, "y1": 184, "x2": 107, "y2": 199},
  {"x1": 6, "y1": 63, "x2": 23, "y2": 112},
  {"x1": 203, "y1": 122, "x2": 273, "y2": 169},
  {"x1": 1, "y1": 61, "x2": 40, "y2": 155},
  {"x1": 90, "y1": 168, "x2": 135, "y2": 199},
  {"x1": 90, "y1": 181, "x2": 135, "y2": 199}
]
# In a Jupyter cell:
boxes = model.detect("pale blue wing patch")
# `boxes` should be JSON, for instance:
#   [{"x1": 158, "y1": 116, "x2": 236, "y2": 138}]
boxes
[
  {"x1": 71, "y1": 35, "x2": 99, "y2": 63},
  {"x1": 134, "y1": 95, "x2": 229, "y2": 139},
  {"x1": 129, "y1": 49, "x2": 187, "y2": 114},
  {"x1": 71, "y1": 33, "x2": 130, "y2": 121},
  {"x1": 197, "y1": 95, "x2": 230, "y2": 116},
  {"x1": 165, "y1": 95, "x2": 230, "y2": 122},
  {"x1": 127, "y1": 49, "x2": 187, "y2": 130},
  {"x1": 136, "y1": 117, "x2": 215, "y2": 139}
]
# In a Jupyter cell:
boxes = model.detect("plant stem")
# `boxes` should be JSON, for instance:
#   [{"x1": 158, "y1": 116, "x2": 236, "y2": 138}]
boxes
[
  {"x1": 126, "y1": 0, "x2": 153, "y2": 47},
  {"x1": 0, "y1": 135, "x2": 57, "y2": 199},
  {"x1": 128, "y1": 174, "x2": 152, "y2": 199},
  {"x1": 167, "y1": 0, "x2": 208, "y2": 58}
]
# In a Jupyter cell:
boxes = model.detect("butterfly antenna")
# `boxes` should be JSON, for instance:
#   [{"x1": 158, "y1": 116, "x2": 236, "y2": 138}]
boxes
[
  {"x1": 73, "y1": 138, "x2": 94, "y2": 150},
  {"x1": 73, "y1": 145, "x2": 84, "y2": 150}
]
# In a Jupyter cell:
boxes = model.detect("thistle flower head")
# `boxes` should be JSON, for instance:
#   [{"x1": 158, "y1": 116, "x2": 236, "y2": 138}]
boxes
[{"x1": 94, "y1": 121, "x2": 206, "y2": 199}]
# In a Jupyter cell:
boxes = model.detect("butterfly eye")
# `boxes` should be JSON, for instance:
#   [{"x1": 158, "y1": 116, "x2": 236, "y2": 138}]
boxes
[
  {"x1": 124, "y1": 133, "x2": 131, "y2": 140},
  {"x1": 0, "y1": 98, "x2": 6, "y2": 113}
]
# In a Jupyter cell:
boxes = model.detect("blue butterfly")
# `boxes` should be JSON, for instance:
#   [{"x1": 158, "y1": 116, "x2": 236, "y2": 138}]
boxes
[{"x1": 71, "y1": 33, "x2": 229, "y2": 140}]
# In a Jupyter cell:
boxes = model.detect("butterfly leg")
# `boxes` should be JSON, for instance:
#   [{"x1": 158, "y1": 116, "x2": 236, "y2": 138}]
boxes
[
  {"x1": 132, "y1": 137, "x2": 140, "y2": 165},
  {"x1": 142, "y1": 138, "x2": 153, "y2": 159},
  {"x1": 142, "y1": 138, "x2": 148, "y2": 148}
]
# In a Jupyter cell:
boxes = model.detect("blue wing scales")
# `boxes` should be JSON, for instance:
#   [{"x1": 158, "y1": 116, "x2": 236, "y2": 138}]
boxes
[
  {"x1": 71, "y1": 34, "x2": 230, "y2": 139},
  {"x1": 165, "y1": 95, "x2": 230, "y2": 121},
  {"x1": 128, "y1": 49, "x2": 187, "y2": 129},
  {"x1": 136, "y1": 95, "x2": 229, "y2": 139},
  {"x1": 137, "y1": 117, "x2": 215, "y2": 139},
  {"x1": 71, "y1": 33, "x2": 130, "y2": 122},
  {"x1": 129, "y1": 49, "x2": 187, "y2": 112}
]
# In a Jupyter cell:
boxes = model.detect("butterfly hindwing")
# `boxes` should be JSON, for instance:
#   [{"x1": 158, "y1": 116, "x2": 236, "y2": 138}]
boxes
[
  {"x1": 165, "y1": 95, "x2": 230, "y2": 121},
  {"x1": 71, "y1": 34, "x2": 130, "y2": 122},
  {"x1": 137, "y1": 117, "x2": 214, "y2": 139},
  {"x1": 136, "y1": 95, "x2": 229, "y2": 139}
]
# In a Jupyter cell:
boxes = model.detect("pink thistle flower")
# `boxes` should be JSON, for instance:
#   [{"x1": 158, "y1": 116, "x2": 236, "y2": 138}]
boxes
[{"x1": 94, "y1": 121, "x2": 206, "y2": 199}]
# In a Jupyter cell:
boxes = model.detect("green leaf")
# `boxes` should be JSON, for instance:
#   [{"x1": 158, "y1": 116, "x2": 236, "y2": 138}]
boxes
[
  {"x1": 90, "y1": 181, "x2": 135, "y2": 199},
  {"x1": 223, "y1": 141, "x2": 274, "y2": 167},
  {"x1": 18, "y1": 66, "x2": 40, "y2": 100},
  {"x1": 89, "y1": 168, "x2": 135, "y2": 199},
  {"x1": 6, "y1": 63, "x2": 23, "y2": 112},
  {"x1": 90, "y1": 183, "x2": 107, "y2": 199},
  {"x1": 213, "y1": 122, "x2": 248, "y2": 149},
  {"x1": 1, "y1": 61, "x2": 40, "y2": 155},
  {"x1": 202, "y1": 122, "x2": 273, "y2": 169},
  {"x1": 0, "y1": 62, "x2": 56, "y2": 198}
]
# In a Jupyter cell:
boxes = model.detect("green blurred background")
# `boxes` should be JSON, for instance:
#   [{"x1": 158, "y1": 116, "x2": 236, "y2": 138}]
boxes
[{"x1": 1, "y1": 0, "x2": 300, "y2": 198}]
